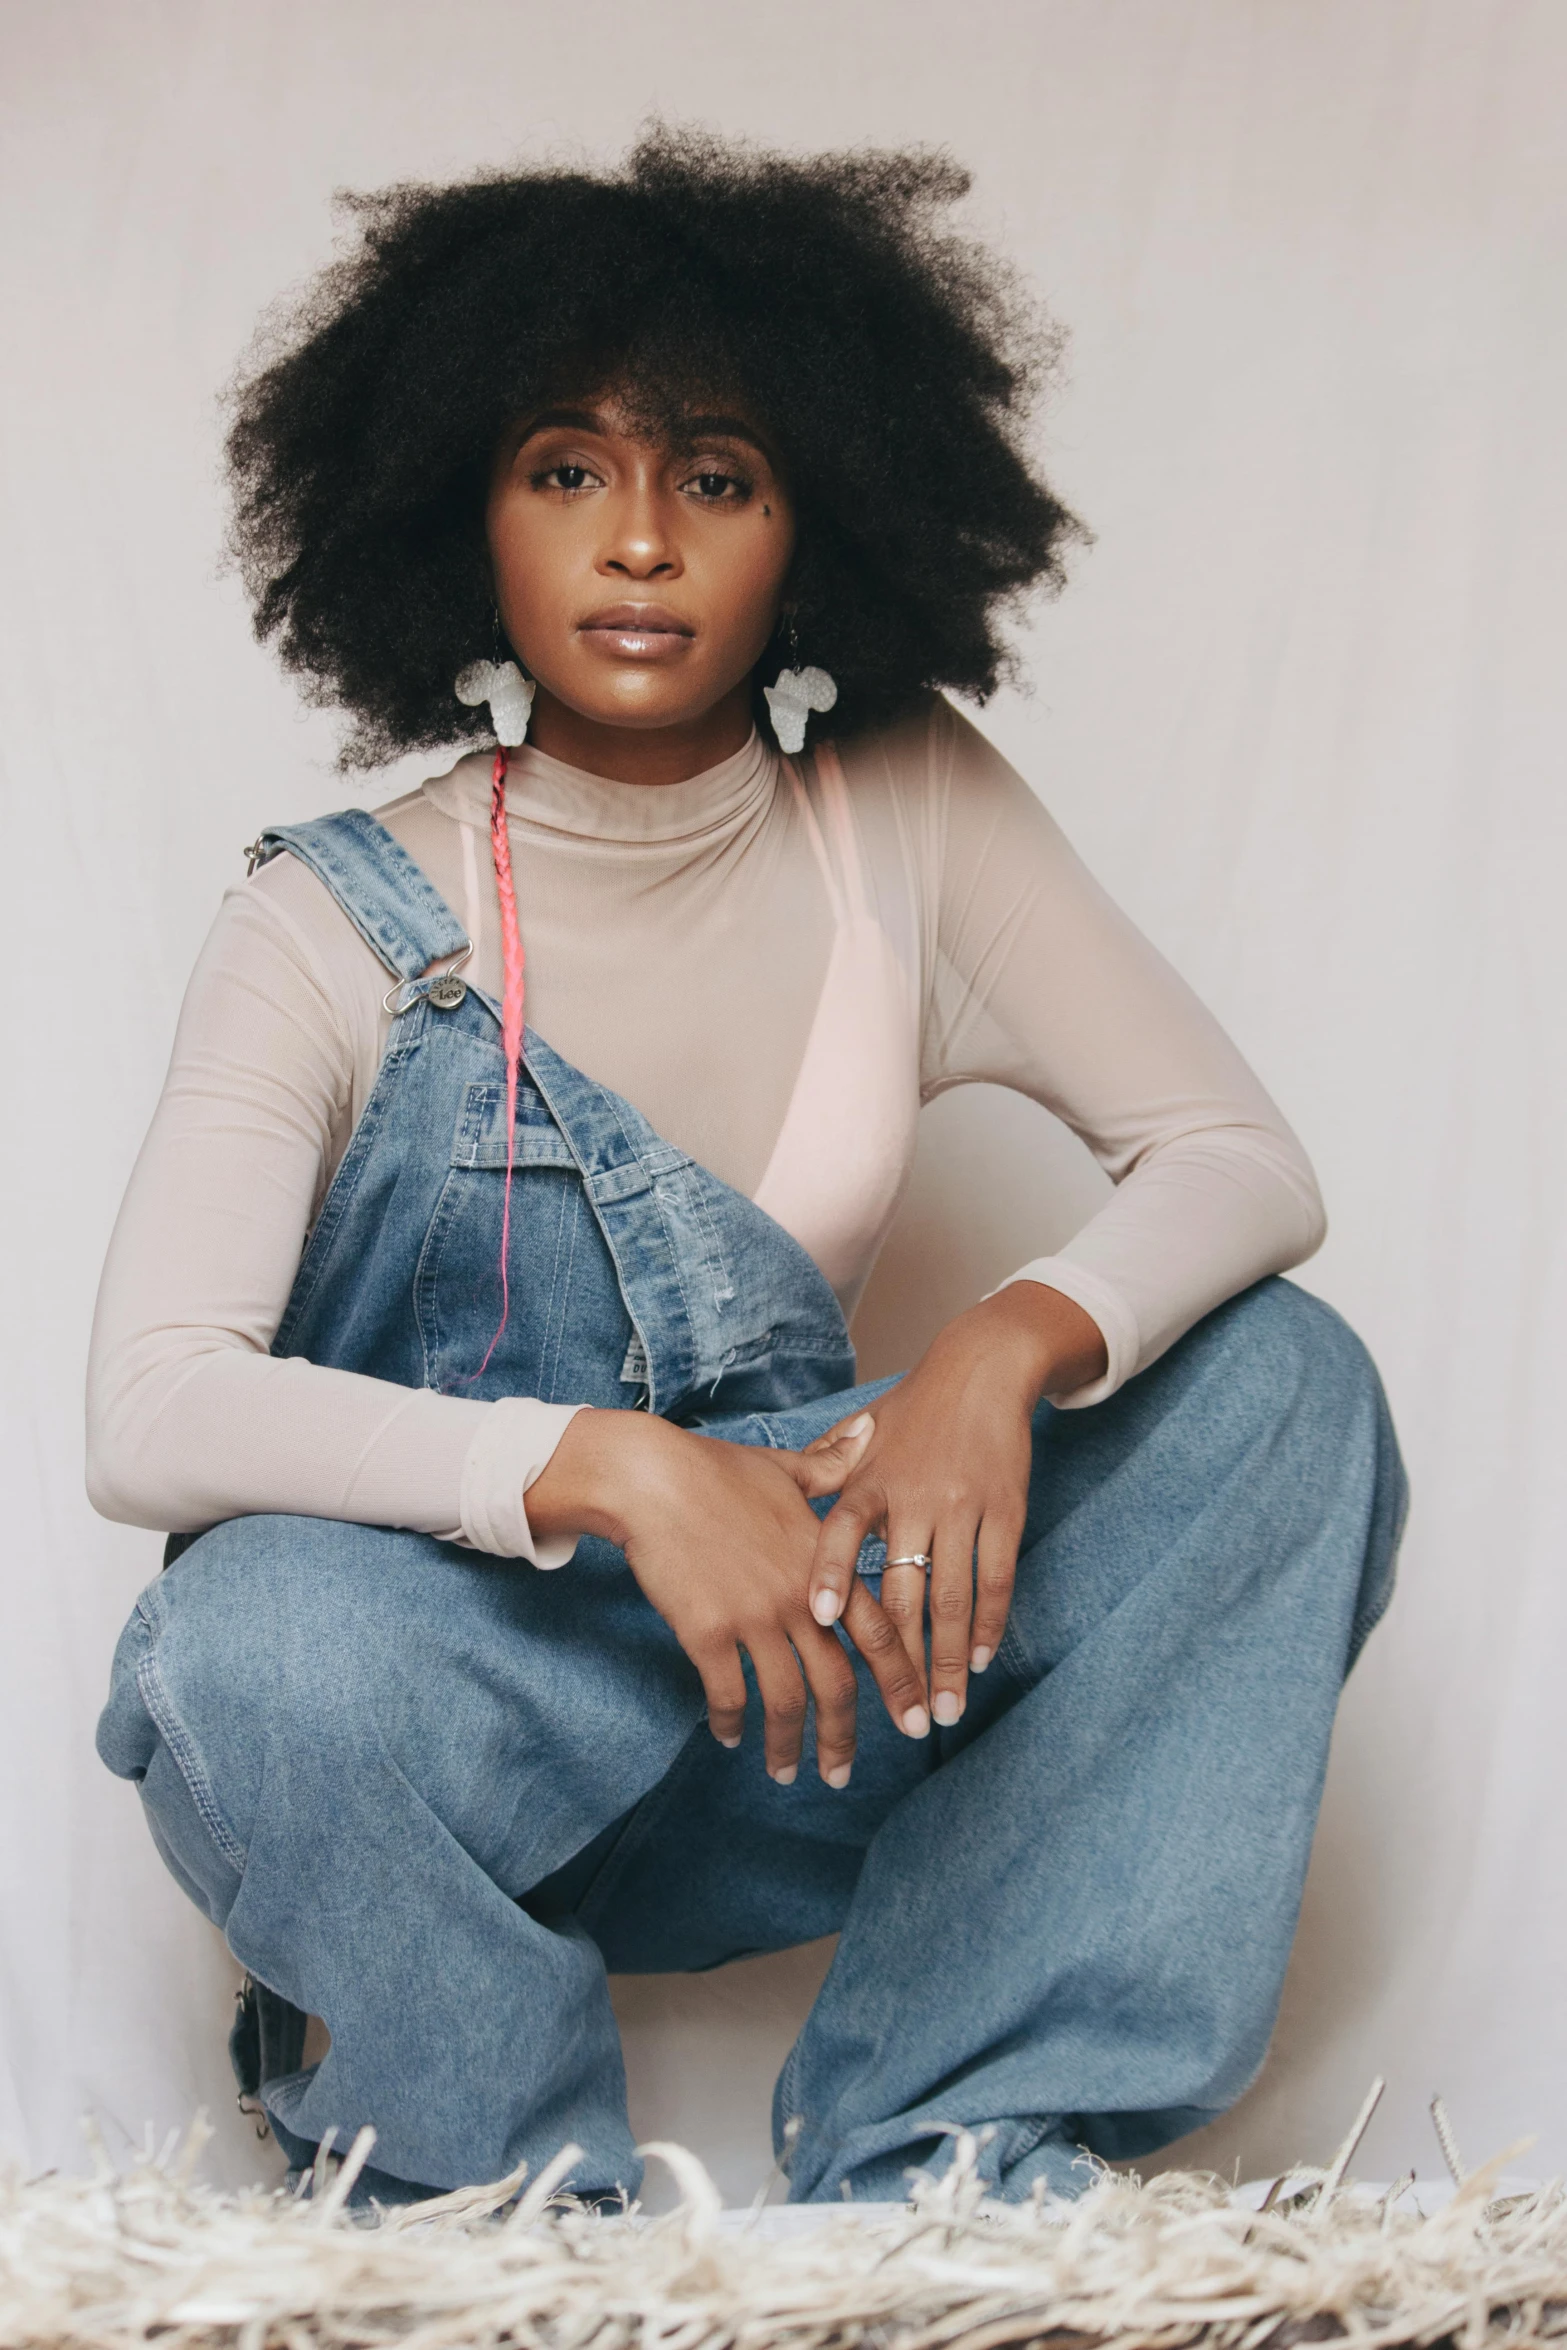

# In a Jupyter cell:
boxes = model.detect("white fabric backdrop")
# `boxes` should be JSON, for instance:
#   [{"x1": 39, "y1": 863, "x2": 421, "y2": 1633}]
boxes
[{"x1": 3, "y1": 0, "x2": 1563, "y2": 2200}]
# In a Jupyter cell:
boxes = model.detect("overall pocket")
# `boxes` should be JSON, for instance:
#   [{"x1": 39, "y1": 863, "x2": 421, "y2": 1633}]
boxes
[{"x1": 413, "y1": 1077, "x2": 642, "y2": 1406}]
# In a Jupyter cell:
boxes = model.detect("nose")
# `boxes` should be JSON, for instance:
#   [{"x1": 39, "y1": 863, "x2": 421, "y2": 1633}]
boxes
[{"x1": 598, "y1": 470, "x2": 680, "y2": 582}]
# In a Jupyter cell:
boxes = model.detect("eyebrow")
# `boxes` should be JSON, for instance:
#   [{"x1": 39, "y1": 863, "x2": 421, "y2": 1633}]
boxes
[
  {"x1": 517, "y1": 408, "x2": 609, "y2": 438},
  {"x1": 679, "y1": 414, "x2": 775, "y2": 461},
  {"x1": 515, "y1": 407, "x2": 776, "y2": 463}
]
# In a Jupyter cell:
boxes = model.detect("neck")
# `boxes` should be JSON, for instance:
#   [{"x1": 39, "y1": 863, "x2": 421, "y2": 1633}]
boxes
[{"x1": 524, "y1": 682, "x2": 756, "y2": 786}]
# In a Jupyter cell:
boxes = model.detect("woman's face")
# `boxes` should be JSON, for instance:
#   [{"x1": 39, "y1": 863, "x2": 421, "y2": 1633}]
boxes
[{"x1": 486, "y1": 392, "x2": 796, "y2": 766}]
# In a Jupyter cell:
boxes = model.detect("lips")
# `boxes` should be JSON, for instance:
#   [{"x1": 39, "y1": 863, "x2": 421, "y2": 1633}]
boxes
[{"x1": 576, "y1": 603, "x2": 696, "y2": 659}]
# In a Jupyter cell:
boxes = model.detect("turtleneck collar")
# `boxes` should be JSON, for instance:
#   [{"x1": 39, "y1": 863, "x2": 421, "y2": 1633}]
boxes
[{"x1": 422, "y1": 729, "x2": 778, "y2": 847}]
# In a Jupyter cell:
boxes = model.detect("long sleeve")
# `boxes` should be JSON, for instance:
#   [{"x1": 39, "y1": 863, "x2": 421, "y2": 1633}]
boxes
[
  {"x1": 85, "y1": 871, "x2": 582, "y2": 1562},
  {"x1": 923, "y1": 710, "x2": 1326, "y2": 1403}
]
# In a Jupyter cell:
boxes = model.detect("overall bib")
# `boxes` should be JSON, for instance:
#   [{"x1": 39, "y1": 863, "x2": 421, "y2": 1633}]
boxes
[{"x1": 99, "y1": 810, "x2": 1406, "y2": 2206}]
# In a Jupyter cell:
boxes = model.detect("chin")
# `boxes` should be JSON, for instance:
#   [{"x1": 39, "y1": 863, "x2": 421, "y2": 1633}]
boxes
[{"x1": 571, "y1": 686, "x2": 721, "y2": 732}]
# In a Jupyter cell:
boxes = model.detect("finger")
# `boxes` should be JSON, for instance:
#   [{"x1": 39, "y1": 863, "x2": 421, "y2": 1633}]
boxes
[
  {"x1": 792, "y1": 1618, "x2": 860, "y2": 1788},
  {"x1": 808, "y1": 1483, "x2": 884, "y2": 1628},
  {"x1": 748, "y1": 1637, "x2": 811, "y2": 1784},
  {"x1": 883, "y1": 1509, "x2": 941, "y2": 1676},
  {"x1": 782, "y1": 1413, "x2": 875, "y2": 1502},
  {"x1": 878, "y1": 1559, "x2": 930, "y2": 1688},
  {"x1": 970, "y1": 1506, "x2": 1024, "y2": 1672},
  {"x1": 842, "y1": 1578, "x2": 931, "y2": 1740},
  {"x1": 803, "y1": 1410, "x2": 875, "y2": 1459},
  {"x1": 700, "y1": 1642, "x2": 748, "y2": 1751},
  {"x1": 927, "y1": 1514, "x2": 978, "y2": 1727}
]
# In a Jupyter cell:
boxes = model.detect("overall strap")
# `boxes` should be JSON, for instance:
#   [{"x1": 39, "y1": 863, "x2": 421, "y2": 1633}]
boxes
[{"x1": 257, "y1": 810, "x2": 469, "y2": 981}]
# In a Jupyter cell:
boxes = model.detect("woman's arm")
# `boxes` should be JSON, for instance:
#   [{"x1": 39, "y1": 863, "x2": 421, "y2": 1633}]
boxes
[
  {"x1": 85, "y1": 875, "x2": 581, "y2": 1564},
  {"x1": 87, "y1": 871, "x2": 928, "y2": 1777},
  {"x1": 922, "y1": 706, "x2": 1326, "y2": 1398},
  {"x1": 808, "y1": 706, "x2": 1327, "y2": 1711}
]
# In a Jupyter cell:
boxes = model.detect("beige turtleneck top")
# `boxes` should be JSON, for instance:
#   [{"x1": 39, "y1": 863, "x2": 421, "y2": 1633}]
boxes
[{"x1": 86, "y1": 699, "x2": 1325, "y2": 1564}]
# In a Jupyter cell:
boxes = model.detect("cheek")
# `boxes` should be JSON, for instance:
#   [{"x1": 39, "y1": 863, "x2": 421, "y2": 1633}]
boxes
[
  {"x1": 488, "y1": 500, "x2": 578, "y2": 617},
  {"x1": 703, "y1": 519, "x2": 795, "y2": 641}
]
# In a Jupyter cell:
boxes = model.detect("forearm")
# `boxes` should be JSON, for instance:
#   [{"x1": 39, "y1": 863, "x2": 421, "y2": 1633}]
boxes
[
  {"x1": 88, "y1": 1343, "x2": 471, "y2": 1533},
  {"x1": 86, "y1": 1337, "x2": 585, "y2": 1563},
  {"x1": 86, "y1": 875, "x2": 581, "y2": 1564},
  {"x1": 1000, "y1": 1131, "x2": 1325, "y2": 1404}
]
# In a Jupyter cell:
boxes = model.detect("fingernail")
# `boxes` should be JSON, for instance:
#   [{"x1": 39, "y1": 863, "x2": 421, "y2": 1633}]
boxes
[
  {"x1": 826, "y1": 1763, "x2": 852, "y2": 1790},
  {"x1": 840, "y1": 1413, "x2": 872, "y2": 1439},
  {"x1": 932, "y1": 1690, "x2": 963, "y2": 1727},
  {"x1": 970, "y1": 1646, "x2": 993, "y2": 1674},
  {"x1": 772, "y1": 1764, "x2": 798, "y2": 1786},
  {"x1": 719, "y1": 1735, "x2": 742, "y2": 1750},
  {"x1": 812, "y1": 1588, "x2": 841, "y2": 1626},
  {"x1": 901, "y1": 1705, "x2": 931, "y2": 1739}
]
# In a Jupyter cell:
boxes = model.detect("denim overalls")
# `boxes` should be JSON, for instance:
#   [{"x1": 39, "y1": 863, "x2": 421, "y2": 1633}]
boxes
[{"x1": 99, "y1": 809, "x2": 1405, "y2": 2206}]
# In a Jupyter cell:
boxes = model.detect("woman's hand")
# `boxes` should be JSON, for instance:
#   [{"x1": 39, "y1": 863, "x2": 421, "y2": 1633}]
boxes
[
  {"x1": 523, "y1": 1410, "x2": 930, "y2": 1786},
  {"x1": 804, "y1": 1284, "x2": 1108, "y2": 1728}
]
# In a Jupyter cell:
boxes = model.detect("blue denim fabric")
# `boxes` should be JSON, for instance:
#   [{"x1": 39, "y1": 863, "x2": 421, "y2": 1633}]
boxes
[
  {"x1": 97, "y1": 811, "x2": 1405, "y2": 2206},
  {"x1": 258, "y1": 813, "x2": 858, "y2": 1420}
]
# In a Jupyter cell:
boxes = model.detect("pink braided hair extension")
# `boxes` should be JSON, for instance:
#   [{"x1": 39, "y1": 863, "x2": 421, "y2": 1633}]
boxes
[{"x1": 469, "y1": 743, "x2": 525, "y2": 1379}]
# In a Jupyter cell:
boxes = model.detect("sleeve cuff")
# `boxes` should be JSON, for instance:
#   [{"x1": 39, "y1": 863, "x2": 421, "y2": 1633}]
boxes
[
  {"x1": 459, "y1": 1399, "x2": 588, "y2": 1566},
  {"x1": 984, "y1": 1260, "x2": 1141, "y2": 1408}
]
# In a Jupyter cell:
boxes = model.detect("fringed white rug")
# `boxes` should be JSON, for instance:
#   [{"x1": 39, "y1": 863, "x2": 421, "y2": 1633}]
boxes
[{"x1": 4, "y1": 2088, "x2": 1563, "y2": 2350}]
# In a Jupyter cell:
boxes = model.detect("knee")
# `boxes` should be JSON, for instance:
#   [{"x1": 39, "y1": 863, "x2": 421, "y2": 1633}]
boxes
[
  {"x1": 1191, "y1": 1278, "x2": 1386, "y2": 1447},
  {"x1": 129, "y1": 1517, "x2": 422, "y2": 1853},
  {"x1": 1185, "y1": 1281, "x2": 1406, "y2": 1599},
  {"x1": 1147, "y1": 1281, "x2": 1407, "y2": 1574}
]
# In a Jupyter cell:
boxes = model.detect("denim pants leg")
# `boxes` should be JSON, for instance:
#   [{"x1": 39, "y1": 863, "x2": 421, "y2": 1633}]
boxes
[
  {"x1": 97, "y1": 1523, "x2": 712, "y2": 2199},
  {"x1": 574, "y1": 1278, "x2": 1404, "y2": 2202},
  {"x1": 775, "y1": 1277, "x2": 1404, "y2": 2198},
  {"x1": 98, "y1": 1277, "x2": 1402, "y2": 2205}
]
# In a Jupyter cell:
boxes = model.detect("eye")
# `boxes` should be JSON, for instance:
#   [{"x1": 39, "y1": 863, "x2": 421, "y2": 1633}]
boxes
[
  {"x1": 681, "y1": 466, "x2": 752, "y2": 505},
  {"x1": 530, "y1": 459, "x2": 602, "y2": 495}
]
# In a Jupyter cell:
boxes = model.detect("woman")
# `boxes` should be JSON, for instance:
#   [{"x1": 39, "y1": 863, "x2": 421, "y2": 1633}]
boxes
[{"x1": 90, "y1": 132, "x2": 1405, "y2": 2208}]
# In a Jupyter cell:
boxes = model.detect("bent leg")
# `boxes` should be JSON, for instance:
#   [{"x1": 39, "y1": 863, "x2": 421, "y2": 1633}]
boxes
[
  {"x1": 781, "y1": 1279, "x2": 1407, "y2": 2202},
  {"x1": 96, "y1": 1516, "x2": 705, "y2": 2198}
]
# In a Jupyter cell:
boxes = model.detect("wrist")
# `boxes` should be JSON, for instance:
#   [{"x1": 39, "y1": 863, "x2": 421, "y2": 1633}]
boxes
[
  {"x1": 523, "y1": 1407, "x2": 686, "y2": 1546},
  {"x1": 973, "y1": 1280, "x2": 1109, "y2": 1402}
]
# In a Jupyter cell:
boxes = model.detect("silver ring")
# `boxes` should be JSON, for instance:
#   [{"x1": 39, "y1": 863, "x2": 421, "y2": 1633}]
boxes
[{"x1": 885, "y1": 1552, "x2": 934, "y2": 1572}]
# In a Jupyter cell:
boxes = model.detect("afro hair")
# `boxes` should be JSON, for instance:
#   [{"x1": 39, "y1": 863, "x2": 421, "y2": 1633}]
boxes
[{"x1": 226, "y1": 126, "x2": 1083, "y2": 766}]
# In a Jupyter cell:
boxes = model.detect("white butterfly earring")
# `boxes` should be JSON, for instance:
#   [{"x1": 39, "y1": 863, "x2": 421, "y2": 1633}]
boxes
[
  {"x1": 763, "y1": 617, "x2": 837, "y2": 755},
  {"x1": 455, "y1": 615, "x2": 535, "y2": 746}
]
